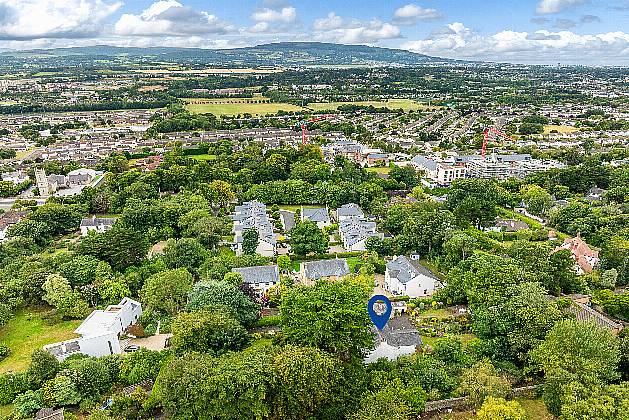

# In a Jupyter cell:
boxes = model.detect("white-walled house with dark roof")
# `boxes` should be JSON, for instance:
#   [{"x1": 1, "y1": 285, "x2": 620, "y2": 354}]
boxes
[
  {"x1": 384, "y1": 255, "x2": 443, "y2": 298},
  {"x1": 233, "y1": 265, "x2": 280, "y2": 296},
  {"x1": 300, "y1": 206, "x2": 331, "y2": 229}
]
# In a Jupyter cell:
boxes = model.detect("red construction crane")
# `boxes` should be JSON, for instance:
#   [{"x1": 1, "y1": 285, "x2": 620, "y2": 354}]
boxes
[
  {"x1": 298, "y1": 115, "x2": 334, "y2": 145},
  {"x1": 481, "y1": 127, "x2": 515, "y2": 159}
]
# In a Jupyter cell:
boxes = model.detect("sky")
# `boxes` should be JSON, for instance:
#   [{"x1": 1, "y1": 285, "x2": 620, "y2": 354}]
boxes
[{"x1": 0, "y1": 0, "x2": 628, "y2": 65}]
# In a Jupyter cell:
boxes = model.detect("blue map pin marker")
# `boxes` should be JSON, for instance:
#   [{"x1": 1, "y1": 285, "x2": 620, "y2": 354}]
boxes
[{"x1": 368, "y1": 295, "x2": 392, "y2": 331}]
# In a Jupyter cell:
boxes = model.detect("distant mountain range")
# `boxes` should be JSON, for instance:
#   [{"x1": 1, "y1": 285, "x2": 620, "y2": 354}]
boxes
[{"x1": 0, "y1": 42, "x2": 459, "y2": 67}]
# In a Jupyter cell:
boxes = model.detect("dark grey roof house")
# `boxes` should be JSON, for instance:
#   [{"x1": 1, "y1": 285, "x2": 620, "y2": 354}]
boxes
[
  {"x1": 301, "y1": 258, "x2": 350, "y2": 282},
  {"x1": 301, "y1": 207, "x2": 331, "y2": 226},
  {"x1": 233, "y1": 265, "x2": 280, "y2": 286}
]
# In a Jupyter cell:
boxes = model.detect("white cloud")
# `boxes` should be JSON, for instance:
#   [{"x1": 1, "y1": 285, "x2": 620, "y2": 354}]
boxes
[
  {"x1": 402, "y1": 22, "x2": 629, "y2": 65},
  {"x1": 114, "y1": 1, "x2": 233, "y2": 36},
  {"x1": 251, "y1": 6, "x2": 296, "y2": 23},
  {"x1": 313, "y1": 13, "x2": 400, "y2": 44},
  {"x1": 0, "y1": 0, "x2": 122, "y2": 40},
  {"x1": 536, "y1": 0, "x2": 588, "y2": 14},
  {"x1": 313, "y1": 12, "x2": 344, "y2": 31},
  {"x1": 393, "y1": 3, "x2": 441, "y2": 25}
]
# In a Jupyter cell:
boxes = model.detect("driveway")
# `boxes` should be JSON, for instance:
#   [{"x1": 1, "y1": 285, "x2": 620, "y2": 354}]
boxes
[{"x1": 129, "y1": 334, "x2": 172, "y2": 351}]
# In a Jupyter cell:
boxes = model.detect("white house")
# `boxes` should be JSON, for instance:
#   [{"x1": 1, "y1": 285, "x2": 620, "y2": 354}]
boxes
[
  {"x1": 44, "y1": 297, "x2": 142, "y2": 361},
  {"x1": 411, "y1": 155, "x2": 466, "y2": 186},
  {"x1": 80, "y1": 216, "x2": 116, "y2": 236},
  {"x1": 233, "y1": 265, "x2": 280, "y2": 296},
  {"x1": 301, "y1": 206, "x2": 331, "y2": 229},
  {"x1": 336, "y1": 203, "x2": 364, "y2": 222},
  {"x1": 384, "y1": 255, "x2": 443, "y2": 298}
]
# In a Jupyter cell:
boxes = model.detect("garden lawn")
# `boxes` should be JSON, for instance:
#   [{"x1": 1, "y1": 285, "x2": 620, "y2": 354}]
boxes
[
  {"x1": 366, "y1": 167, "x2": 391, "y2": 174},
  {"x1": 278, "y1": 204, "x2": 324, "y2": 213},
  {"x1": 0, "y1": 309, "x2": 81, "y2": 373},
  {"x1": 190, "y1": 154, "x2": 217, "y2": 161}
]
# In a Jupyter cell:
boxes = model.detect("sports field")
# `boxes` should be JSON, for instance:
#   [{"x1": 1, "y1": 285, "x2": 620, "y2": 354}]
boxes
[
  {"x1": 184, "y1": 97, "x2": 305, "y2": 116},
  {"x1": 307, "y1": 99, "x2": 434, "y2": 112},
  {"x1": 543, "y1": 124, "x2": 579, "y2": 134}
]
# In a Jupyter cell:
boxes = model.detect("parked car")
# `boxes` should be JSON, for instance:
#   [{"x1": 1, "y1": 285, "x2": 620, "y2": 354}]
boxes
[{"x1": 124, "y1": 345, "x2": 140, "y2": 353}]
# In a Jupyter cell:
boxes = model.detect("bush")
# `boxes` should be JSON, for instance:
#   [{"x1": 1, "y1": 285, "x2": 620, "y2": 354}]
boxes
[
  {"x1": 0, "y1": 372, "x2": 30, "y2": 405},
  {"x1": 0, "y1": 344, "x2": 10, "y2": 361},
  {"x1": 126, "y1": 324, "x2": 146, "y2": 338},
  {"x1": 13, "y1": 389, "x2": 43, "y2": 418}
]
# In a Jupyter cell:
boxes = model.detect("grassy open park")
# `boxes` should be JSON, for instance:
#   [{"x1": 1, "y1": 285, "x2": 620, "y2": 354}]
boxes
[
  {"x1": 543, "y1": 124, "x2": 579, "y2": 134},
  {"x1": 184, "y1": 97, "x2": 305, "y2": 116},
  {"x1": 307, "y1": 98, "x2": 434, "y2": 112},
  {"x1": 0, "y1": 309, "x2": 81, "y2": 373}
]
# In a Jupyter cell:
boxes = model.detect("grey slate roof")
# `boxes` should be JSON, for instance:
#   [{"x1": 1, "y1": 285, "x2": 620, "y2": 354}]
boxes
[
  {"x1": 494, "y1": 218, "x2": 528, "y2": 232},
  {"x1": 374, "y1": 315, "x2": 422, "y2": 347},
  {"x1": 233, "y1": 201, "x2": 277, "y2": 246},
  {"x1": 280, "y1": 210, "x2": 296, "y2": 231},
  {"x1": 233, "y1": 265, "x2": 280, "y2": 285},
  {"x1": 386, "y1": 256, "x2": 439, "y2": 284},
  {"x1": 303, "y1": 258, "x2": 350, "y2": 280},
  {"x1": 339, "y1": 217, "x2": 381, "y2": 247},
  {"x1": 411, "y1": 155, "x2": 438, "y2": 171},
  {"x1": 80, "y1": 216, "x2": 117, "y2": 227},
  {"x1": 302, "y1": 207, "x2": 330, "y2": 223},
  {"x1": 35, "y1": 408, "x2": 65, "y2": 420},
  {"x1": 567, "y1": 301, "x2": 622, "y2": 331},
  {"x1": 336, "y1": 203, "x2": 364, "y2": 219}
]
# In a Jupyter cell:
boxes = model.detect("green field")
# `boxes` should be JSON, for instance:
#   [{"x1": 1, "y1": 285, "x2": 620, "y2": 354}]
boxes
[
  {"x1": 366, "y1": 167, "x2": 391, "y2": 174},
  {"x1": 543, "y1": 124, "x2": 579, "y2": 134},
  {"x1": 0, "y1": 309, "x2": 81, "y2": 373},
  {"x1": 184, "y1": 98, "x2": 305, "y2": 116},
  {"x1": 307, "y1": 99, "x2": 434, "y2": 112}
]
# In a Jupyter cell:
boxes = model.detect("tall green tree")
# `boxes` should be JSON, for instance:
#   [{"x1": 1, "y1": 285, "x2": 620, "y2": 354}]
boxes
[
  {"x1": 270, "y1": 345, "x2": 339, "y2": 419},
  {"x1": 242, "y1": 228, "x2": 259, "y2": 255},
  {"x1": 140, "y1": 268, "x2": 193, "y2": 316},
  {"x1": 288, "y1": 220, "x2": 329, "y2": 256},
  {"x1": 171, "y1": 310, "x2": 249, "y2": 354},
  {"x1": 280, "y1": 280, "x2": 373, "y2": 359}
]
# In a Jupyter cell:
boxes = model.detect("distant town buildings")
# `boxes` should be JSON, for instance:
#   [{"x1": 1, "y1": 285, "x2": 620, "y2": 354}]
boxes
[{"x1": 35, "y1": 168, "x2": 103, "y2": 198}]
